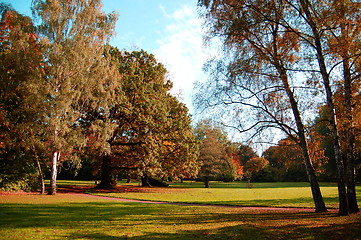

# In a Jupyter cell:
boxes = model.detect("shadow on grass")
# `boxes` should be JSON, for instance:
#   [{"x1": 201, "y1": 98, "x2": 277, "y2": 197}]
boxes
[
  {"x1": 170, "y1": 181, "x2": 339, "y2": 189},
  {"x1": 1, "y1": 201, "x2": 360, "y2": 239},
  {"x1": 201, "y1": 196, "x2": 340, "y2": 209}
]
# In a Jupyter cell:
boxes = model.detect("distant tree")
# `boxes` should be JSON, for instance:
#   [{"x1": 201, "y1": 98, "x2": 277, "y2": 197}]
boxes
[
  {"x1": 262, "y1": 137, "x2": 327, "y2": 182},
  {"x1": 244, "y1": 157, "x2": 269, "y2": 185},
  {"x1": 225, "y1": 143, "x2": 244, "y2": 180},
  {"x1": 195, "y1": 121, "x2": 237, "y2": 187},
  {"x1": 237, "y1": 144, "x2": 258, "y2": 166},
  {"x1": 32, "y1": 0, "x2": 118, "y2": 194},
  {"x1": 197, "y1": 129, "x2": 233, "y2": 187}
]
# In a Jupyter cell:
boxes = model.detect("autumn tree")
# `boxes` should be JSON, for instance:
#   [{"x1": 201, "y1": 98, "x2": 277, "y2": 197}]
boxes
[
  {"x1": 322, "y1": 0, "x2": 361, "y2": 214},
  {"x1": 290, "y1": 0, "x2": 361, "y2": 215},
  {"x1": 197, "y1": 0, "x2": 327, "y2": 212},
  {"x1": 195, "y1": 120, "x2": 238, "y2": 187},
  {"x1": 262, "y1": 137, "x2": 328, "y2": 182},
  {"x1": 0, "y1": 5, "x2": 46, "y2": 193},
  {"x1": 92, "y1": 49, "x2": 200, "y2": 188},
  {"x1": 244, "y1": 157, "x2": 269, "y2": 184},
  {"x1": 237, "y1": 144, "x2": 258, "y2": 166},
  {"x1": 32, "y1": 0, "x2": 118, "y2": 194},
  {"x1": 225, "y1": 142, "x2": 244, "y2": 180}
]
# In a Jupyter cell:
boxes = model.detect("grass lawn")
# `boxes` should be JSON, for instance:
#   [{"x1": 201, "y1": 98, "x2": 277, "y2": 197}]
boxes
[
  {"x1": 0, "y1": 192, "x2": 360, "y2": 239},
  {"x1": 91, "y1": 181, "x2": 361, "y2": 209}
]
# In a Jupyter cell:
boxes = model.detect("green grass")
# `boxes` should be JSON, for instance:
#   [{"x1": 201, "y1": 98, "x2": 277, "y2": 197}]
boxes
[
  {"x1": 44, "y1": 179, "x2": 99, "y2": 186},
  {"x1": 0, "y1": 193, "x2": 360, "y2": 239},
  {"x1": 91, "y1": 181, "x2": 360, "y2": 209}
]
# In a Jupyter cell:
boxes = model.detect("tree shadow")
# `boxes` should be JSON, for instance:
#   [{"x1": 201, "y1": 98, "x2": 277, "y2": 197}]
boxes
[{"x1": 1, "y1": 201, "x2": 360, "y2": 239}]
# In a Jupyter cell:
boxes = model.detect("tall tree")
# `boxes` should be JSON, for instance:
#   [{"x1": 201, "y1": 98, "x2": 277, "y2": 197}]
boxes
[
  {"x1": 32, "y1": 0, "x2": 117, "y2": 194},
  {"x1": 0, "y1": 5, "x2": 46, "y2": 193},
  {"x1": 296, "y1": 0, "x2": 350, "y2": 216},
  {"x1": 323, "y1": 0, "x2": 360, "y2": 214},
  {"x1": 197, "y1": 0, "x2": 327, "y2": 212},
  {"x1": 93, "y1": 49, "x2": 200, "y2": 188}
]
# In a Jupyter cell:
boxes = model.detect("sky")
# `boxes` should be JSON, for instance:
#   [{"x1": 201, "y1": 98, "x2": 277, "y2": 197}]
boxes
[{"x1": 4, "y1": 0, "x2": 211, "y2": 114}]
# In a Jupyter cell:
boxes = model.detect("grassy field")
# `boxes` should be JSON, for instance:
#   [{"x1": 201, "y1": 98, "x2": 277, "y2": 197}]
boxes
[
  {"x1": 91, "y1": 181, "x2": 360, "y2": 209},
  {"x1": 1, "y1": 193, "x2": 361, "y2": 239},
  {"x1": 0, "y1": 181, "x2": 360, "y2": 239}
]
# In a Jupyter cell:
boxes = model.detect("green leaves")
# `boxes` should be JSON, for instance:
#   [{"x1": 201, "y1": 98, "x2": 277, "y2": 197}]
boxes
[{"x1": 100, "y1": 48, "x2": 200, "y2": 182}]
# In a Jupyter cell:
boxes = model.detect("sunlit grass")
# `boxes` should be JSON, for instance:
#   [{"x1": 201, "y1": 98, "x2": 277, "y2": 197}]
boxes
[
  {"x1": 0, "y1": 193, "x2": 360, "y2": 239},
  {"x1": 91, "y1": 181, "x2": 357, "y2": 209}
]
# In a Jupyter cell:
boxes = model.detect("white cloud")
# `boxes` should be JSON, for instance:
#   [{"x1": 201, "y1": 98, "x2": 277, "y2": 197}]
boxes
[{"x1": 154, "y1": 5, "x2": 209, "y2": 114}]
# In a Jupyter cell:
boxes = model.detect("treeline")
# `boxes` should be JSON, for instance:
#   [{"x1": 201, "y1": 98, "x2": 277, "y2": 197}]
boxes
[
  {"x1": 0, "y1": 1, "x2": 199, "y2": 194},
  {"x1": 193, "y1": 118, "x2": 361, "y2": 185}
]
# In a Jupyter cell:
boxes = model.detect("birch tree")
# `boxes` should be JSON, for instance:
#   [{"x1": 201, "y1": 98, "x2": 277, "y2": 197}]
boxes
[
  {"x1": 197, "y1": 0, "x2": 327, "y2": 212},
  {"x1": 32, "y1": 0, "x2": 117, "y2": 194},
  {"x1": 321, "y1": 0, "x2": 361, "y2": 214}
]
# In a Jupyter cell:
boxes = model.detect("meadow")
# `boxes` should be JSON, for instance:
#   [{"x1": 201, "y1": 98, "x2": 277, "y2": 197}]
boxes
[
  {"x1": 0, "y1": 181, "x2": 360, "y2": 239},
  {"x1": 91, "y1": 180, "x2": 360, "y2": 209}
]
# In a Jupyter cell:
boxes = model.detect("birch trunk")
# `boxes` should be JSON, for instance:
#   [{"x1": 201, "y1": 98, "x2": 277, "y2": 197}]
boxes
[
  {"x1": 279, "y1": 72, "x2": 327, "y2": 212},
  {"x1": 299, "y1": 0, "x2": 349, "y2": 216},
  {"x1": 48, "y1": 151, "x2": 59, "y2": 195}
]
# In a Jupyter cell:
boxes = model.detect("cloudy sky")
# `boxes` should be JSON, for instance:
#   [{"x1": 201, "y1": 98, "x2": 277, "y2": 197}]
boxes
[{"x1": 5, "y1": 0, "x2": 210, "y2": 114}]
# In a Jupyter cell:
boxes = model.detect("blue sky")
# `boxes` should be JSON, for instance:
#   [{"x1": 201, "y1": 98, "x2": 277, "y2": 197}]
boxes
[{"x1": 4, "y1": 0, "x2": 211, "y2": 114}]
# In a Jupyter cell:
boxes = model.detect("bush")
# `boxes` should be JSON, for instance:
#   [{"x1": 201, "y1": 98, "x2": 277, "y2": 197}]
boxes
[
  {"x1": 0, "y1": 173, "x2": 39, "y2": 192},
  {"x1": 148, "y1": 178, "x2": 169, "y2": 187}
]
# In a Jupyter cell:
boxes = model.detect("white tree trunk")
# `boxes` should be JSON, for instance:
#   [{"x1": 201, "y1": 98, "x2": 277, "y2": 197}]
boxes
[{"x1": 48, "y1": 151, "x2": 59, "y2": 195}]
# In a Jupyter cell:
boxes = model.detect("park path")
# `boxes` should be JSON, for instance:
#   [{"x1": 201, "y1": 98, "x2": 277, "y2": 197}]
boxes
[{"x1": 77, "y1": 192, "x2": 338, "y2": 212}]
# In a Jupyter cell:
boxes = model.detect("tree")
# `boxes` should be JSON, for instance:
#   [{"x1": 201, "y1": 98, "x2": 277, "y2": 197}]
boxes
[
  {"x1": 226, "y1": 142, "x2": 245, "y2": 180},
  {"x1": 0, "y1": 5, "x2": 46, "y2": 193},
  {"x1": 262, "y1": 137, "x2": 327, "y2": 182},
  {"x1": 295, "y1": 0, "x2": 356, "y2": 216},
  {"x1": 244, "y1": 157, "x2": 269, "y2": 184},
  {"x1": 323, "y1": 0, "x2": 361, "y2": 214},
  {"x1": 195, "y1": 121, "x2": 238, "y2": 187},
  {"x1": 92, "y1": 49, "x2": 200, "y2": 188},
  {"x1": 237, "y1": 144, "x2": 258, "y2": 166},
  {"x1": 197, "y1": 0, "x2": 327, "y2": 212},
  {"x1": 32, "y1": 0, "x2": 118, "y2": 194}
]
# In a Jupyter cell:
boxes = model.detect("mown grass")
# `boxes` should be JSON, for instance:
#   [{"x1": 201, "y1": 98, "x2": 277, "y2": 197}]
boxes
[
  {"x1": 91, "y1": 181, "x2": 360, "y2": 209},
  {"x1": 0, "y1": 193, "x2": 360, "y2": 239}
]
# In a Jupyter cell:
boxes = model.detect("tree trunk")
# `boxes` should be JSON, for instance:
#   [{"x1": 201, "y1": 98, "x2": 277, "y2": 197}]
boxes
[
  {"x1": 126, "y1": 174, "x2": 131, "y2": 183},
  {"x1": 204, "y1": 177, "x2": 210, "y2": 188},
  {"x1": 141, "y1": 174, "x2": 151, "y2": 187},
  {"x1": 32, "y1": 145, "x2": 45, "y2": 195},
  {"x1": 299, "y1": 0, "x2": 348, "y2": 216},
  {"x1": 343, "y1": 56, "x2": 359, "y2": 214},
  {"x1": 278, "y1": 70, "x2": 327, "y2": 212},
  {"x1": 48, "y1": 151, "x2": 59, "y2": 195},
  {"x1": 35, "y1": 153, "x2": 45, "y2": 195},
  {"x1": 98, "y1": 155, "x2": 114, "y2": 189}
]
